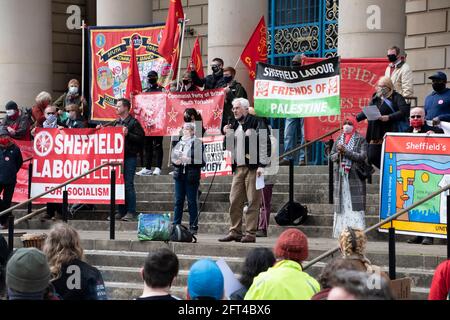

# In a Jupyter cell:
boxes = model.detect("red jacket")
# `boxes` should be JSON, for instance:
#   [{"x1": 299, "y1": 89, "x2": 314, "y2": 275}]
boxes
[{"x1": 429, "y1": 260, "x2": 450, "y2": 300}]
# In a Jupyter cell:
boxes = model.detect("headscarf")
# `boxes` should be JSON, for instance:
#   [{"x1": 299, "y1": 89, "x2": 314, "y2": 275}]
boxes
[{"x1": 343, "y1": 116, "x2": 358, "y2": 144}]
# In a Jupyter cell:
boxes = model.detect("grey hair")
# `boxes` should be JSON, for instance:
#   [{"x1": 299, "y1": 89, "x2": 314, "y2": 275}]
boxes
[
  {"x1": 35, "y1": 91, "x2": 52, "y2": 104},
  {"x1": 232, "y1": 98, "x2": 250, "y2": 110},
  {"x1": 183, "y1": 122, "x2": 196, "y2": 131}
]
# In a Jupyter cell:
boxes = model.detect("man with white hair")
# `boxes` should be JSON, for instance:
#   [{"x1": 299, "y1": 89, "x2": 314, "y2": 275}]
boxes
[{"x1": 219, "y1": 98, "x2": 271, "y2": 243}]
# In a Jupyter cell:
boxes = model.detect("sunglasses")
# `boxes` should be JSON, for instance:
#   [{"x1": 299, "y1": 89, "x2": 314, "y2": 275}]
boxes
[
  {"x1": 46, "y1": 112, "x2": 56, "y2": 115},
  {"x1": 410, "y1": 115, "x2": 422, "y2": 119}
]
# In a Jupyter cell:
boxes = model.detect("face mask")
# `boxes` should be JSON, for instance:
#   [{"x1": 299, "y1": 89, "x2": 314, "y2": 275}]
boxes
[
  {"x1": 223, "y1": 76, "x2": 233, "y2": 83},
  {"x1": 69, "y1": 86, "x2": 79, "y2": 95},
  {"x1": 211, "y1": 65, "x2": 221, "y2": 74},
  {"x1": 182, "y1": 79, "x2": 191, "y2": 86},
  {"x1": 387, "y1": 54, "x2": 397, "y2": 63},
  {"x1": 343, "y1": 125, "x2": 353, "y2": 134},
  {"x1": 6, "y1": 110, "x2": 15, "y2": 117},
  {"x1": 410, "y1": 118, "x2": 423, "y2": 128},
  {"x1": 377, "y1": 87, "x2": 390, "y2": 97},
  {"x1": 148, "y1": 78, "x2": 157, "y2": 85},
  {"x1": 46, "y1": 114, "x2": 57, "y2": 123},
  {"x1": 432, "y1": 83, "x2": 446, "y2": 93},
  {"x1": 69, "y1": 112, "x2": 77, "y2": 120}
]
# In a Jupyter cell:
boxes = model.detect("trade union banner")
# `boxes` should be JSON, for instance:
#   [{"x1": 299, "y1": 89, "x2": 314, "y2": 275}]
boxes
[
  {"x1": 201, "y1": 135, "x2": 232, "y2": 179},
  {"x1": 379, "y1": 133, "x2": 450, "y2": 238},
  {"x1": 132, "y1": 89, "x2": 226, "y2": 136},
  {"x1": 254, "y1": 57, "x2": 341, "y2": 118},
  {"x1": 88, "y1": 23, "x2": 181, "y2": 122},
  {"x1": 12, "y1": 140, "x2": 34, "y2": 203},
  {"x1": 30, "y1": 128, "x2": 125, "y2": 204},
  {"x1": 302, "y1": 57, "x2": 388, "y2": 141}
]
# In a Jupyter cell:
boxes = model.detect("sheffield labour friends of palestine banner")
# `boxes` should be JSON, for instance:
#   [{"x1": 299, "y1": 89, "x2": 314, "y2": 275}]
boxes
[
  {"x1": 379, "y1": 133, "x2": 450, "y2": 238},
  {"x1": 132, "y1": 89, "x2": 226, "y2": 136},
  {"x1": 302, "y1": 57, "x2": 388, "y2": 141},
  {"x1": 201, "y1": 136, "x2": 232, "y2": 179},
  {"x1": 12, "y1": 140, "x2": 34, "y2": 203},
  {"x1": 30, "y1": 128, "x2": 125, "y2": 205},
  {"x1": 89, "y1": 23, "x2": 180, "y2": 122},
  {"x1": 254, "y1": 57, "x2": 340, "y2": 118}
]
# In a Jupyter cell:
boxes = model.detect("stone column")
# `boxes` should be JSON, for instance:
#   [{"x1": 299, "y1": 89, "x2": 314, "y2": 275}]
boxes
[
  {"x1": 97, "y1": 0, "x2": 153, "y2": 26},
  {"x1": 338, "y1": 0, "x2": 406, "y2": 58},
  {"x1": 0, "y1": 0, "x2": 52, "y2": 108},
  {"x1": 208, "y1": 0, "x2": 268, "y2": 100}
]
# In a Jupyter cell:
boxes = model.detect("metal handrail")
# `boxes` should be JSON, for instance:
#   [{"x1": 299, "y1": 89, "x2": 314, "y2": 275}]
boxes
[
  {"x1": 303, "y1": 184, "x2": 450, "y2": 271},
  {"x1": 0, "y1": 161, "x2": 122, "y2": 219}
]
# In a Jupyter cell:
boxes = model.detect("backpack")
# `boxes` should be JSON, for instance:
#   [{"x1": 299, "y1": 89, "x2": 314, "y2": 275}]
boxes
[
  {"x1": 275, "y1": 202, "x2": 308, "y2": 226},
  {"x1": 170, "y1": 224, "x2": 197, "y2": 243}
]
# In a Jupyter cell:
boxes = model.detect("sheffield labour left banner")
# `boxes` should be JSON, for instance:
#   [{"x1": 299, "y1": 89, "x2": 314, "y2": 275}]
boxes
[
  {"x1": 89, "y1": 23, "x2": 180, "y2": 122},
  {"x1": 254, "y1": 57, "x2": 340, "y2": 118},
  {"x1": 132, "y1": 89, "x2": 226, "y2": 136},
  {"x1": 31, "y1": 128, "x2": 125, "y2": 204},
  {"x1": 379, "y1": 133, "x2": 450, "y2": 238}
]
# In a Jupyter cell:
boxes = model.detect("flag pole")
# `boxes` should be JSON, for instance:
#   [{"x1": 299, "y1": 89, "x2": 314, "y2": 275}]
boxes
[
  {"x1": 81, "y1": 20, "x2": 86, "y2": 98},
  {"x1": 176, "y1": 15, "x2": 188, "y2": 91},
  {"x1": 234, "y1": 57, "x2": 240, "y2": 69}
]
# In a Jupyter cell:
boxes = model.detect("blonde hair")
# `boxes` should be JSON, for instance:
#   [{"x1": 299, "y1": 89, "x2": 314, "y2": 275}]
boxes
[
  {"x1": 378, "y1": 76, "x2": 394, "y2": 97},
  {"x1": 35, "y1": 91, "x2": 52, "y2": 104},
  {"x1": 43, "y1": 223, "x2": 84, "y2": 280}
]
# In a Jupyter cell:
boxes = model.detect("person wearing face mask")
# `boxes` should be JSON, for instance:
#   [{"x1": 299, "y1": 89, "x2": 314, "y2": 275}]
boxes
[
  {"x1": 220, "y1": 67, "x2": 248, "y2": 131},
  {"x1": 54, "y1": 79, "x2": 87, "y2": 124},
  {"x1": 0, "y1": 126, "x2": 23, "y2": 229},
  {"x1": 405, "y1": 107, "x2": 443, "y2": 246},
  {"x1": 384, "y1": 46, "x2": 414, "y2": 99},
  {"x1": 171, "y1": 122, "x2": 205, "y2": 235},
  {"x1": 0, "y1": 101, "x2": 31, "y2": 141},
  {"x1": 61, "y1": 104, "x2": 85, "y2": 129},
  {"x1": 178, "y1": 72, "x2": 198, "y2": 92},
  {"x1": 32, "y1": 92, "x2": 52, "y2": 128},
  {"x1": 191, "y1": 57, "x2": 227, "y2": 90},
  {"x1": 137, "y1": 71, "x2": 165, "y2": 177},
  {"x1": 356, "y1": 76, "x2": 409, "y2": 169},
  {"x1": 424, "y1": 71, "x2": 450, "y2": 126},
  {"x1": 329, "y1": 117, "x2": 368, "y2": 239}
]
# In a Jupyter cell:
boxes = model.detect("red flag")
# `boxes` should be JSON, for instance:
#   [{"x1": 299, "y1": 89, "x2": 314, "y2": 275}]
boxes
[
  {"x1": 125, "y1": 37, "x2": 142, "y2": 99},
  {"x1": 240, "y1": 16, "x2": 268, "y2": 80},
  {"x1": 187, "y1": 37, "x2": 204, "y2": 78},
  {"x1": 158, "y1": 0, "x2": 184, "y2": 64}
]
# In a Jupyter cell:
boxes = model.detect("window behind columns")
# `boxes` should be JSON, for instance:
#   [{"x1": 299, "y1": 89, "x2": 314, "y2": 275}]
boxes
[{"x1": 267, "y1": 0, "x2": 339, "y2": 165}]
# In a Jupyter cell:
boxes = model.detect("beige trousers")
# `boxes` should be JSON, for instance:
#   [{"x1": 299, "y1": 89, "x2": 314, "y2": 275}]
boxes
[{"x1": 228, "y1": 167, "x2": 261, "y2": 237}]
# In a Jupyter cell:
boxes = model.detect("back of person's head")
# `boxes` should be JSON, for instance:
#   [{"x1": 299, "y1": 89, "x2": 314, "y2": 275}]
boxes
[
  {"x1": 328, "y1": 270, "x2": 395, "y2": 300},
  {"x1": 43, "y1": 223, "x2": 84, "y2": 279},
  {"x1": 319, "y1": 257, "x2": 367, "y2": 289},
  {"x1": 142, "y1": 248, "x2": 179, "y2": 289},
  {"x1": 339, "y1": 227, "x2": 367, "y2": 258},
  {"x1": 6, "y1": 248, "x2": 51, "y2": 299},
  {"x1": 187, "y1": 259, "x2": 224, "y2": 300},
  {"x1": 273, "y1": 228, "x2": 309, "y2": 264},
  {"x1": 240, "y1": 248, "x2": 276, "y2": 289}
]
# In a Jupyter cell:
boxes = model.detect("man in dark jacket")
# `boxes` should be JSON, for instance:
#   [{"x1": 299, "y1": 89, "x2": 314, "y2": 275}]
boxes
[
  {"x1": 111, "y1": 99, "x2": 145, "y2": 221},
  {"x1": 0, "y1": 126, "x2": 23, "y2": 228},
  {"x1": 219, "y1": 98, "x2": 270, "y2": 243},
  {"x1": 137, "y1": 71, "x2": 165, "y2": 177},
  {"x1": 406, "y1": 107, "x2": 444, "y2": 246},
  {"x1": 191, "y1": 57, "x2": 227, "y2": 90},
  {"x1": 220, "y1": 67, "x2": 248, "y2": 130},
  {"x1": 1, "y1": 101, "x2": 31, "y2": 141}
]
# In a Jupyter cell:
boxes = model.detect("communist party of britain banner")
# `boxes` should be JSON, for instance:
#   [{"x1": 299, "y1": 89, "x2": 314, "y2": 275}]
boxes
[
  {"x1": 254, "y1": 57, "x2": 341, "y2": 118},
  {"x1": 302, "y1": 57, "x2": 388, "y2": 141},
  {"x1": 132, "y1": 89, "x2": 226, "y2": 136},
  {"x1": 30, "y1": 128, "x2": 125, "y2": 205},
  {"x1": 379, "y1": 133, "x2": 450, "y2": 238},
  {"x1": 89, "y1": 23, "x2": 180, "y2": 122}
]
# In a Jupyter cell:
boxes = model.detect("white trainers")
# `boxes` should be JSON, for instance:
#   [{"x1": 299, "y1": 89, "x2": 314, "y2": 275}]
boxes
[
  {"x1": 136, "y1": 168, "x2": 153, "y2": 176},
  {"x1": 152, "y1": 167, "x2": 161, "y2": 176},
  {"x1": 169, "y1": 171, "x2": 174, "y2": 175}
]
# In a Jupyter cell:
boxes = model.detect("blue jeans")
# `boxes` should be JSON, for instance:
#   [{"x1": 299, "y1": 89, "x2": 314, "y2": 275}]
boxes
[
  {"x1": 283, "y1": 118, "x2": 305, "y2": 164},
  {"x1": 119, "y1": 157, "x2": 137, "y2": 216},
  {"x1": 173, "y1": 175, "x2": 199, "y2": 230}
]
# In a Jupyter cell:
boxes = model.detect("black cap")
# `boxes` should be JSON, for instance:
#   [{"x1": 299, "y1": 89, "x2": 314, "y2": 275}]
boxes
[
  {"x1": 429, "y1": 71, "x2": 447, "y2": 82},
  {"x1": 147, "y1": 71, "x2": 158, "y2": 78},
  {"x1": 5, "y1": 101, "x2": 18, "y2": 110}
]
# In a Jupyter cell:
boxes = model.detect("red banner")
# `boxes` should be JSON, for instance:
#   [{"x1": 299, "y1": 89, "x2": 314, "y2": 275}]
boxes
[
  {"x1": 201, "y1": 135, "x2": 232, "y2": 179},
  {"x1": 132, "y1": 89, "x2": 226, "y2": 136},
  {"x1": 30, "y1": 128, "x2": 125, "y2": 204},
  {"x1": 12, "y1": 140, "x2": 34, "y2": 203},
  {"x1": 302, "y1": 57, "x2": 388, "y2": 141},
  {"x1": 241, "y1": 16, "x2": 268, "y2": 80},
  {"x1": 188, "y1": 37, "x2": 204, "y2": 78},
  {"x1": 89, "y1": 24, "x2": 180, "y2": 122}
]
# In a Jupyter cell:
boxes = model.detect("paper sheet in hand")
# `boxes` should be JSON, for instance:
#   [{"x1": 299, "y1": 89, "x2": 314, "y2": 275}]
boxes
[
  {"x1": 256, "y1": 175, "x2": 265, "y2": 190},
  {"x1": 439, "y1": 121, "x2": 450, "y2": 134},
  {"x1": 216, "y1": 259, "x2": 244, "y2": 299},
  {"x1": 363, "y1": 105, "x2": 382, "y2": 121}
]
